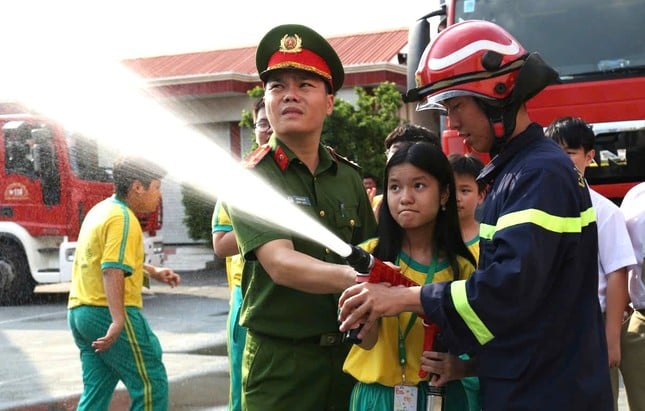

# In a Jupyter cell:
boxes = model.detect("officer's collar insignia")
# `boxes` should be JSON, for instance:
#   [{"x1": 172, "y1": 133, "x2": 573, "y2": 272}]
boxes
[
  {"x1": 279, "y1": 34, "x2": 302, "y2": 53},
  {"x1": 242, "y1": 144, "x2": 271, "y2": 169},
  {"x1": 274, "y1": 146, "x2": 290, "y2": 171}
]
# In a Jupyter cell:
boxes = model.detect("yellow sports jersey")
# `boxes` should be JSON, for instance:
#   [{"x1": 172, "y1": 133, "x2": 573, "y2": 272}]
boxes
[
  {"x1": 343, "y1": 238, "x2": 476, "y2": 386},
  {"x1": 465, "y1": 234, "x2": 480, "y2": 264},
  {"x1": 68, "y1": 196, "x2": 146, "y2": 309},
  {"x1": 211, "y1": 201, "x2": 242, "y2": 288}
]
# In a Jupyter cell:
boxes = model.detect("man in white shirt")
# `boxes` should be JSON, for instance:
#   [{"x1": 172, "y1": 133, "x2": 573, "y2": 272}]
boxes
[
  {"x1": 546, "y1": 117, "x2": 636, "y2": 409},
  {"x1": 620, "y1": 181, "x2": 645, "y2": 410}
]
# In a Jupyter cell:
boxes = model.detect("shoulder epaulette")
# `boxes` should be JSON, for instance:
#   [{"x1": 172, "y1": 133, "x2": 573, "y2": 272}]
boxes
[
  {"x1": 242, "y1": 144, "x2": 271, "y2": 169},
  {"x1": 325, "y1": 145, "x2": 361, "y2": 171}
]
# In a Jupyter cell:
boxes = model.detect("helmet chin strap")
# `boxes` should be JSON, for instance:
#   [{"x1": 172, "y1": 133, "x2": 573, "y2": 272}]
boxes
[
  {"x1": 475, "y1": 53, "x2": 560, "y2": 156},
  {"x1": 476, "y1": 99, "x2": 520, "y2": 157}
]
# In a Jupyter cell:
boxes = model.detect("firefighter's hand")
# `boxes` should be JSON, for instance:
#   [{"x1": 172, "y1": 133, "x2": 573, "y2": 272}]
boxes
[
  {"x1": 92, "y1": 321, "x2": 123, "y2": 353},
  {"x1": 421, "y1": 351, "x2": 474, "y2": 386},
  {"x1": 150, "y1": 267, "x2": 181, "y2": 288},
  {"x1": 338, "y1": 283, "x2": 422, "y2": 339}
]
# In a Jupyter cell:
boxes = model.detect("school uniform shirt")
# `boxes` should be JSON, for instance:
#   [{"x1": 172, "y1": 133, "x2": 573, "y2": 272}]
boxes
[
  {"x1": 212, "y1": 200, "x2": 243, "y2": 289},
  {"x1": 68, "y1": 195, "x2": 145, "y2": 309},
  {"x1": 343, "y1": 238, "x2": 475, "y2": 386},
  {"x1": 620, "y1": 182, "x2": 645, "y2": 310},
  {"x1": 590, "y1": 188, "x2": 637, "y2": 312},
  {"x1": 465, "y1": 235, "x2": 480, "y2": 264}
]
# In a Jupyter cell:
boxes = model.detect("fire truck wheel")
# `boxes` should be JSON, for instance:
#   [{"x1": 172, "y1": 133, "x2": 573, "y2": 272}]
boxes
[{"x1": 0, "y1": 242, "x2": 36, "y2": 305}]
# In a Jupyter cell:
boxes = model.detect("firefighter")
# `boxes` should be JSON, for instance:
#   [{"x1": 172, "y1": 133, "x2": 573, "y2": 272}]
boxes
[{"x1": 339, "y1": 20, "x2": 612, "y2": 410}]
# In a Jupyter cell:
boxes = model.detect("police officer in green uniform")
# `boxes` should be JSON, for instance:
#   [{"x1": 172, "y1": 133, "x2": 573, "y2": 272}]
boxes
[{"x1": 227, "y1": 24, "x2": 377, "y2": 411}]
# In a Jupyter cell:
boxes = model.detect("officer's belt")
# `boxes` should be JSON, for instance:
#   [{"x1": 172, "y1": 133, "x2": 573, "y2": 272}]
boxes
[{"x1": 248, "y1": 329, "x2": 346, "y2": 347}]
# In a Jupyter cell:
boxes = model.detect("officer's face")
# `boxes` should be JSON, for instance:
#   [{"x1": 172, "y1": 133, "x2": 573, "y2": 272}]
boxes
[
  {"x1": 444, "y1": 96, "x2": 494, "y2": 153},
  {"x1": 264, "y1": 70, "x2": 334, "y2": 139}
]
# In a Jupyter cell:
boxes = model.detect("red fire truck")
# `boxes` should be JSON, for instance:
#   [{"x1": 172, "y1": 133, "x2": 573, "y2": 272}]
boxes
[
  {"x1": 408, "y1": 0, "x2": 645, "y2": 203},
  {"x1": 0, "y1": 113, "x2": 164, "y2": 304}
]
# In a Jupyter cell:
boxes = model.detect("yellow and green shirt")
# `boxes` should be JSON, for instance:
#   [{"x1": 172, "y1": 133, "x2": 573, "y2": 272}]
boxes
[
  {"x1": 212, "y1": 200, "x2": 243, "y2": 289},
  {"x1": 68, "y1": 196, "x2": 145, "y2": 309},
  {"x1": 343, "y1": 238, "x2": 475, "y2": 386}
]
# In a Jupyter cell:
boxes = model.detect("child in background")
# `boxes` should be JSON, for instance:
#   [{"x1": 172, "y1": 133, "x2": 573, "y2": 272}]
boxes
[
  {"x1": 448, "y1": 153, "x2": 486, "y2": 261},
  {"x1": 447, "y1": 153, "x2": 486, "y2": 411},
  {"x1": 342, "y1": 141, "x2": 477, "y2": 410}
]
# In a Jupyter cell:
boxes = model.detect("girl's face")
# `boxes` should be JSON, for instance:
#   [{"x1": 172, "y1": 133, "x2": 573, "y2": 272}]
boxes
[{"x1": 387, "y1": 163, "x2": 448, "y2": 230}]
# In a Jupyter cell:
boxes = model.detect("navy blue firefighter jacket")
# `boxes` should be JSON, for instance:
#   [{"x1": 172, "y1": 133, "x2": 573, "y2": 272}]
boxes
[{"x1": 421, "y1": 123, "x2": 612, "y2": 410}]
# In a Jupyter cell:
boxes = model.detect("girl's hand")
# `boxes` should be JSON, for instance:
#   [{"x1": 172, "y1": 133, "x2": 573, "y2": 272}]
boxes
[{"x1": 421, "y1": 351, "x2": 469, "y2": 386}]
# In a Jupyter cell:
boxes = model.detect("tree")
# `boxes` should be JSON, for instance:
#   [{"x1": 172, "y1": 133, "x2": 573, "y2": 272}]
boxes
[
  {"x1": 181, "y1": 183, "x2": 215, "y2": 242},
  {"x1": 322, "y1": 82, "x2": 403, "y2": 186},
  {"x1": 181, "y1": 82, "x2": 403, "y2": 241}
]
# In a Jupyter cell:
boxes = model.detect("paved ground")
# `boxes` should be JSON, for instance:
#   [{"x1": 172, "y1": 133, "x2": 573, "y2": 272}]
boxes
[
  {"x1": 3, "y1": 244, "x2": 631, "y2": 410},
  {"x1": 2, "y1": 244, "x2": 230, "y2": 411}
]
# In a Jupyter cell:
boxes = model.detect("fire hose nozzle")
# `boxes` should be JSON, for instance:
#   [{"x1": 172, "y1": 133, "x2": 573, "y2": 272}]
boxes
[{"x1": 344, "y1": 244, "x2": 374, "y2": 274}]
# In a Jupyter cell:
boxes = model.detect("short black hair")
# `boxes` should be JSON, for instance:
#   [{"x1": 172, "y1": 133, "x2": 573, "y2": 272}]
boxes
[
  {"x1": 545, "y1": 116, "x2": 595, "y2": 153},
  {"x1": 384, "y1": 123, "x2": 440, "y2": 150},
  {"x1": 448, "y1": 153, "x2": 486, "y2": 193},
  {"x1": 113, "y1": 155, "x2": 167, "y2": 199},
  {"x1": 252, "y1": 97, "x2": 265, "y2": 122}
]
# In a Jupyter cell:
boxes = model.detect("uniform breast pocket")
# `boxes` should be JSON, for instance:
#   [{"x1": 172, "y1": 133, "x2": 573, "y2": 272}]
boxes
[{"x1": 333, "y1": 203, "x2": 361, "y2": 243}]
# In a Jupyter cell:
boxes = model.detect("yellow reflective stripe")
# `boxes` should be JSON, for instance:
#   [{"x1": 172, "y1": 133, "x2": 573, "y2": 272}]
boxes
[
  {"x1": 479, "y1": 223, "x2": 495, "y2": 240},
  {"x1": 451, "y1": 280, "x2": 494, "y2": 345},
  {"x1": 480, "y1": 207, "x2": 596, "y2": 240}
]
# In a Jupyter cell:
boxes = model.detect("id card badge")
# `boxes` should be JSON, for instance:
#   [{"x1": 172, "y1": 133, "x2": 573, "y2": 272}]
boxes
[{"x1": 394, "y1": 384, "x2": 418, "y2": 411}]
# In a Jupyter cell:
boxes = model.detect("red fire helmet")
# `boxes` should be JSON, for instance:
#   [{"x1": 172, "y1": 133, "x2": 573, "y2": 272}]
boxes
[{"x1": 408, "y1": 20, "x2": 529, "y2": 111}]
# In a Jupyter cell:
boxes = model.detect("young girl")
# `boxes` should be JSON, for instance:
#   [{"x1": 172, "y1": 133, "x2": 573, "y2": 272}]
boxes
[{"x1": 343, "y1": 141, "x2": 477, "y2": 410}]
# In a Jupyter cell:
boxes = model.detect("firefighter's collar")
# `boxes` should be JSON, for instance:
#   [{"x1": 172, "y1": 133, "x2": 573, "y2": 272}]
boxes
[{"x1": 478, "y1": 122, "x2": 543, "y2": 184}]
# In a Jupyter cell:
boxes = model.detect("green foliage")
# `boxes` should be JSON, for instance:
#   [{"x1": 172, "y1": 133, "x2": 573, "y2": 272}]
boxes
[
  {"x1": 322, "y1": 81, "x2": 404, "y2": 188},
  {"x1": 239, "y1": 86, "x2": 264, "y2": 152},
  {"x1": 181, "y1": 183, "x2": 216, "y2": 242}
]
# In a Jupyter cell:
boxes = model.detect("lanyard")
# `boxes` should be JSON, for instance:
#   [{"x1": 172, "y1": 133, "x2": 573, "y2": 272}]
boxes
[{"x1": 396, "y1": 252, "x2": 438, "y2": 380}]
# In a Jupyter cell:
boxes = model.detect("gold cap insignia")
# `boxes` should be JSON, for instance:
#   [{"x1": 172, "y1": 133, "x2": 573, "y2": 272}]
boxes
[{"x1": 279, "y1": 34, "x2": 302, "y2": 53}]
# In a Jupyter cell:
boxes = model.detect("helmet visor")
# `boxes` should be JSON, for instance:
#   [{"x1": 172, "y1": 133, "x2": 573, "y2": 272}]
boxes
[{"x1": 416, "y1": 89, "x2": 495, "y2": 112}]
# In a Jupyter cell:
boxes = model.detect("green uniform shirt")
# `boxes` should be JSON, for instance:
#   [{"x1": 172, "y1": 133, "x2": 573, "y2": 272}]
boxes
[{"x1": 230, "y1": 136, "x2": 377, "y2": 339}]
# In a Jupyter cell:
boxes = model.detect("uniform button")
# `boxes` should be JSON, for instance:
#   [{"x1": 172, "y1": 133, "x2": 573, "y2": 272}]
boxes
[
  {"x1": 325, "y1": 248, "x2": 331, "y2": 254},
  {"x1": 319, "y1": 210, "x2": 325, "y2": 217},
  {"x1": 349, "y1": 219, "x2": 355, "y2": 227}
]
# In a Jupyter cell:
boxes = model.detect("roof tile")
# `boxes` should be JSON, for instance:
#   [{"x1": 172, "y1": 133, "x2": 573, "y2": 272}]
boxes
[{"x1": 124, "y1": 29, "x2": 408, "y2": 80}]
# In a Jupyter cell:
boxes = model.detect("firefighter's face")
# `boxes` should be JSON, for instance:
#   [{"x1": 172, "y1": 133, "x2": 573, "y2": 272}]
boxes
[{"x1": 444, "y1": 96, "x2": 494, "y2": 153}]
